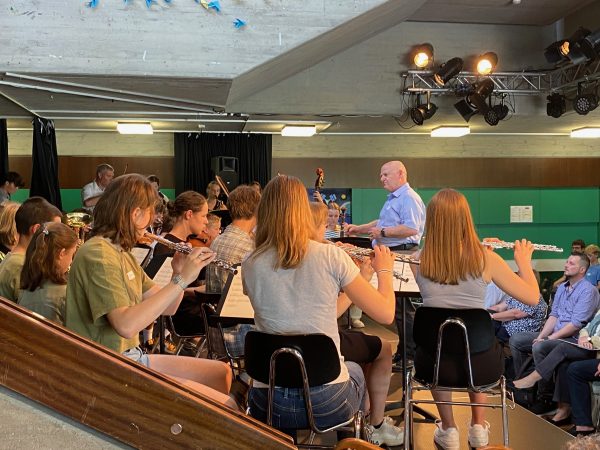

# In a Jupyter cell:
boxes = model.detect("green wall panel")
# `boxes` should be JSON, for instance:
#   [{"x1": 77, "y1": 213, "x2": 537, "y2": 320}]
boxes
[
  {"x1": 479, "y1": 189, "x2": 540, "y2": 225},
  {"x1": 539, "y1": 188, "x2": 599, "y2": 223}
]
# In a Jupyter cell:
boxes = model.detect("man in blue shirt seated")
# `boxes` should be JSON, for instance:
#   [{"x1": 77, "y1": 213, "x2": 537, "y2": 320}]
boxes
[
  {"x1": 584, "y1": 244, "x2": 600, "y2": 290},
  {"x1": 509, "y1": 252, "x2": 600, "y2": 412}
]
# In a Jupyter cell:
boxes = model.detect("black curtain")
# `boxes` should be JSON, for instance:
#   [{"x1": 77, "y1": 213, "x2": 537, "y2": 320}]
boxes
[
  {"x1": 173, "y1": 133, "x2": 272, "y2": 195},
  {"x1": 0, "y1": 119, "x2": 8, "y2": 180},
  {"x1": 30, "y1": 117, "x2": 62, "y2": 210}
]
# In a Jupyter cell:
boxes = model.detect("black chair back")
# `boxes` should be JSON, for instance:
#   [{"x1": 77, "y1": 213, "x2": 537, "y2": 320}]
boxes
[
  {"x1": 245, "y1": 331, "x2": 341, "y2": 388},
  {"x1": 413, "y1": 307, "x2": 495, "y2": 355}
]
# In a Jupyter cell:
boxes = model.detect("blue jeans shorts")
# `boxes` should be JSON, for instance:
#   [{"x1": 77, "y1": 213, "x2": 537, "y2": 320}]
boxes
[{"x1": 248, "y1": 361, "x2": 365, "y2": 430}]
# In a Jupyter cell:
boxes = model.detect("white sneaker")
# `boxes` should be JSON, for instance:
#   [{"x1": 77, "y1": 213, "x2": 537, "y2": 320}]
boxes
[
  {"x1": 467, "y1": 421, "x2": 490, "y2": 448},
  {"x1": 366, "y1": 416, "x2": 404, "y2": 446},
  {"x1": 433, "y1": 420, "x2": 460, "y2": 450},
  {"x1": 352, "y1": 319, "x2": 365, "y2": 328}
]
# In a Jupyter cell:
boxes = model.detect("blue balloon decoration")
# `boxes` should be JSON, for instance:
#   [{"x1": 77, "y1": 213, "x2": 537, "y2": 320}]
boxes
[
  {"x1": 86, "y1": 0, "x2": 99, "y2": 7},
  {"x1": 233, "y1": 18, "x2": 246, "y2": 29}
]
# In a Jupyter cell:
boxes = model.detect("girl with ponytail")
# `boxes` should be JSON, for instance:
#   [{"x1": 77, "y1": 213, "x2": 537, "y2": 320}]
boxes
[{"x1": 18, "y1": 222, "x2": 78, "y2": 325}]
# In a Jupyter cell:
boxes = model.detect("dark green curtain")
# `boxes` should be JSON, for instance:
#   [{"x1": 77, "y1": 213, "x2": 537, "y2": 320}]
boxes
[
  {"x1": 0, "y1": 119, "x2": 8, "y2": 180},
  {"x1": 30, "y1": 117, "x2": 62, "y2": 210},
  {"x1": 174, "y1": 133, "x2": 272, "y2": 195}
]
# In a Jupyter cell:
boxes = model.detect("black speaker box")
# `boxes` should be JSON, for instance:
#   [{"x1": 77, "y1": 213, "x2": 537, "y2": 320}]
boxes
[{"x1": 211, "y1": 156, "x2": 239, "y2": 190}]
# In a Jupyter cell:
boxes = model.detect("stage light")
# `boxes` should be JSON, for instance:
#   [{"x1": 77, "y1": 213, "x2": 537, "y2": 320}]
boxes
[
  {"x1": 410, "y1": 93, "x2": 437, "y2": 125},
  {"x1": 492, "y1": 104, "x2": 509, "y2": 121},
  {"x1": 476, "y1": 52, "x2": 498, "y2": 75},
  {"x1": 571, "y1": 127, "x2": 600, "y2": 138},
  {"x1": 574, "y1": 93, "x2": 599, "y2": 115},
  {"x1": 433, "y1": 57, "x2": 464, "y2": 87},
  {"x1": 579, "y1": 28, "x2": 600, "y2": 61},
  {"x1": 467, "y1": 79, "x2": 495, "y2": 113},
  {"x1": 116, "y1": 122, "x2": 153, "y2": 134},
  {"x1": 454, "y1": 99, "x2": 477, "y2": 122},
  {"x1": 544, "y1": 27, "x2": 592, "y2": 65},
  {"x1": 281, "y1": 125, "x2": 317, "y2": 137},
  {"x1": 431, "y1": 126, "x2": 470, "y2": 137},
  {"x1": 413, "y1": 44, "x2": 433, "y2": 68},
  {"x1": 546, "y1": 93, "x2": 566, "y2": 118}
]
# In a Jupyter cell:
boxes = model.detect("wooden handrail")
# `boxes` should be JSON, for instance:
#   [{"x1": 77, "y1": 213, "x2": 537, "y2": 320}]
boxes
[{"x1": 0, "y1": 298, "x2": 295, "y2": 449}]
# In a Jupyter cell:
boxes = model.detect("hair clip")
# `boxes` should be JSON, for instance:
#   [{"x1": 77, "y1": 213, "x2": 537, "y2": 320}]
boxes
[{"x1": 42, "y1": 228, "x2": 49, "y2": 236}]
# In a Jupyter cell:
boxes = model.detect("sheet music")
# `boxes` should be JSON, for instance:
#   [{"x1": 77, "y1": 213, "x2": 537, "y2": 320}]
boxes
[
  {"x1": 131, "y1": 247, "x2": 151, "y2": 266},
  {"x1": 557, "y1": 338, "x2": 598, "y2": 350},
  {"x1": 369, "y1": 261, "x2": 420, "y2": 293},
  {"x1": 152, "y1": 257, "x2": 174, "y2": 287},
  {"x1": 219, "y1": 266, "x2": 255, "y2": 319}
]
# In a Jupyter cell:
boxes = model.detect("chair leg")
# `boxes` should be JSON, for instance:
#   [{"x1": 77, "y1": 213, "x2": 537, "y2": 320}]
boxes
[
  {"x1": 404, "y1": 369, "x2": 413, "y2": 450},
  {"x1": 500, "y1": 376, "x2": 509, "y2": 447},
  {"x1": 353, "y1": 410, "x2": 364, "y2": 439}
]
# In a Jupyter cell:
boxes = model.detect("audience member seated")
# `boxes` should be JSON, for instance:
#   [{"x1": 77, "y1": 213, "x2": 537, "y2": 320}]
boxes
[
  {"x1": 585, "y1": 244, "x2": 600, "y2": 290},
  {"x1": 411, "y1": 189, "x2": 540, "y2": 450},
  {"x1": 0, "y1": 171, "x2": 24, "y2": 204},
  {"x1": 552, "y1": 239, "x2": 587, "y2": 291},
  {"x1": 310, "y1": 201, "x2": 403, "y2": 446},
  {"x1": 489, "y1": 270, "x2": 548, "y2": 344},
  {"x1": 244, "y1": 176, "x2": 400, "y2": 444},
  {"x1": 65, "y1": 174, "x2": 236, "y2": 409},
  {"x1": 510, "y1": 252, "x2": 599, "y2": 415},
  {"x1": 81, "y1": 163, "x2": 114, "y2": 213},
  {"x1": 18, "y1": 222, "x2": 77, "y2": 325},
  {"x1": 206, "y1": 181, "x2": 227, "y2": 211},
  {"x1": 0, "y1": 197, "x2": 62, "y2": 301},
  {"x1": 566, "y1": 357, "x2": 600, "y2": 437},
  {"x1": 0, "y1": 201, "x2": 20, "y2": 262}
]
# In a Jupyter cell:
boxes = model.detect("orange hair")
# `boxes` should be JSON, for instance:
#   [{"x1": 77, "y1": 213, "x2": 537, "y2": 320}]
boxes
[{"x1": 420, "y1": 189, "x2": 485, "y2": 284}]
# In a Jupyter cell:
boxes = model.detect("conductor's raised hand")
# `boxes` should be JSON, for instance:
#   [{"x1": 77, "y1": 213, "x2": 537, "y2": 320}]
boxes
[
  {"x1": 371, "y1": 245, "x2": 394, "y2": 274},
  {"x1": 513, "y1": 239, "x2": 534, "y2": 269}
]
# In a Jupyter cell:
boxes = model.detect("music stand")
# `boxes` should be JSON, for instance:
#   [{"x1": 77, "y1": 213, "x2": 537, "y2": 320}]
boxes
[{"x1": 385, "y1": 261, "x2": 437, "y2": 424}]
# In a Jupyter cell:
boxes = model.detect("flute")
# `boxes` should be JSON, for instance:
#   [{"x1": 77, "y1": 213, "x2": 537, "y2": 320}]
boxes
[
  {"x1": 482, "y1": 240, "x2": 563, "y2": 253},
  {"x1": 336, "y1": 243, "x2": 420, "y2": 265},
  {"x1": 143, "y1": 232, "x2": 238, "y2": 274}
]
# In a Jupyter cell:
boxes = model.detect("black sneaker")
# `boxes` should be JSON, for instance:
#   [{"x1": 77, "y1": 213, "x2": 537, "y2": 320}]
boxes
[
  {"x1": 529, "y1": 398, "x2": 557, "y2": 415},
  {"x1": 392, "y1": 353, "x2": 413, "y2": 373},
  {"x1": 567, "y1": 426, "x2": 596, "y2": 437}
]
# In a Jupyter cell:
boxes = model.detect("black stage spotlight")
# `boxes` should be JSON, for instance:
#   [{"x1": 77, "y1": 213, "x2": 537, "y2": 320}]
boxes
[
  {"x1": 546, "y1": 93, "x2": 566, "y2": 118},
  {"x1": 573, "y1": 84, "x2": 599, "y2": 115},
  {"x1": 413, "y1": 44, "x2": 433, "y2": 68},
  {"x1": 433, "y1": 57, "x2": 464, "y2": 87},
  {"x1": 492, "y1": 104, "x2": 509, "y2": 121},
  {"x1": 410, "y1": 93, "x2": 437, "y2": 125},
  {"x1": 544, "y1": 28, "x2": 591, "y2": 65},
  {"x1": 476, "y1": 52, "x2": 498, "y2": 75},
  {"x1": 580, "y1": 28, "x2": 600, "y2": 61},
  {"x1": 467, "y1": 79, "x2": 495, "y2": 113},
  {"x1": 454, "y1": 99, "x2": 477, "y2": 122}
]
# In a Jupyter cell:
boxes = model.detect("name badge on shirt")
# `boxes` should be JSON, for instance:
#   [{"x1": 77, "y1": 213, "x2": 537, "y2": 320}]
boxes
[{"x1": 127, "y1": 271, "x2": 135, "y2": 281}]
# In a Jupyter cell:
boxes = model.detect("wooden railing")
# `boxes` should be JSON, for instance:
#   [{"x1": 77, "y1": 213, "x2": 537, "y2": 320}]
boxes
[{"x1": 0, "y1": 298, "x2": 295, "y2": 450}]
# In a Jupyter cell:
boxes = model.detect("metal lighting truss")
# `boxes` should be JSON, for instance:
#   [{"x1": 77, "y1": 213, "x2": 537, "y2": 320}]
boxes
[{"x1": 401, "y1": 59, "x2": 600, "y2": 96}]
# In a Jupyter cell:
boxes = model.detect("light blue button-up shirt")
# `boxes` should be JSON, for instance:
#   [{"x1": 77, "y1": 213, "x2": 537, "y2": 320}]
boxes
[
  {"x1": 374, "y1": 183, "x2": 425, "y2": 247},
  {"x1": 550, "y1": 278, "x2": 600, "y2": 332}
]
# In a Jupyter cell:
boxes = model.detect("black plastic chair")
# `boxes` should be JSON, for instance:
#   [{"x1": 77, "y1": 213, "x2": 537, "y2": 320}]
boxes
[
  {"x1": 244, "y1": 331, "x2": 363, "y2": 447},
  {"x1": 404, "y1": 307, "x2": 512, "y2": 449}
]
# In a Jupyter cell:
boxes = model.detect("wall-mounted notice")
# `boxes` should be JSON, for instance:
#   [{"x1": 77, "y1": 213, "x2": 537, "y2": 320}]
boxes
[{"x1": 510, "y1": 205, "x2": 533, "y2": 223}]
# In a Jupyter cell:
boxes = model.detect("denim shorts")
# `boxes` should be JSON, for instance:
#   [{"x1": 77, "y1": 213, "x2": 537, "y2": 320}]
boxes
[
  {"x1": 122, "y1": 347, "x2": 150, "y2": 367},
  {"x1": 248, "y1": 361, "x2": 365, "y2": 430}
]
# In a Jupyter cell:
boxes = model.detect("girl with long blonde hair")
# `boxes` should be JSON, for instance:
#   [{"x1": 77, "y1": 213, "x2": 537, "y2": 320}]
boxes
[
  {"x1": 412, "y1": 188, "x2": 539, "y2": 450},
  {"x1": 243, "y1": 176, "x2": 399, "y2": 444}
]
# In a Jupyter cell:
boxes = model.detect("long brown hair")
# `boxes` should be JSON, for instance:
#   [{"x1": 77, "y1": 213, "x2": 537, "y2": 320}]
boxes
[
  {"x1": 21, "y1": 222, "x2": 78, "y2": 290},
  {"x1": 420, "y1": 189, "x2": 485, "y2": 284},
  {"x1": 0, "y1": 201, "x2": 20, "y2": 248},
  {"x1": 251, "y1": 175, "x2": 312, "y2": 269},
  {"x1": 91, "y1": 174, "x2": 158, "y2": 251}
]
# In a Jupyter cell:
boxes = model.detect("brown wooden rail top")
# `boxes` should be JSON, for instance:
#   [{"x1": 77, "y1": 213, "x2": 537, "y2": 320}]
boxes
[{"x1": 0, "y1": 297, "x2": 295, "y2": 449}]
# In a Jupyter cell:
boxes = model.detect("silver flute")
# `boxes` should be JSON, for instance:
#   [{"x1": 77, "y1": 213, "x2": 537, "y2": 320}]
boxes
[
  {"x1": 143, "y1": 232, "x2": 239, "y2": 274},
  {"x1": 482, "y1": 240, "x2": 563, "y2": 253},
  {"x1": 337, "y1": 244, "x2": 420, "y2": 265}
]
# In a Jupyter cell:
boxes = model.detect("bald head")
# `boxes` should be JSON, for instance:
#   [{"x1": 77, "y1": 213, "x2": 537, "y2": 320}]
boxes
[{"x1": 380, "y1": 160, "x2": 407, "y2": 192}]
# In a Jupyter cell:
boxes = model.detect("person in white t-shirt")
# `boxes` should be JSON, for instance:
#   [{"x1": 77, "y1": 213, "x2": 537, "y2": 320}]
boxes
[{"x1": 81, "y1": 164, "x2": 114, "y2": 212}]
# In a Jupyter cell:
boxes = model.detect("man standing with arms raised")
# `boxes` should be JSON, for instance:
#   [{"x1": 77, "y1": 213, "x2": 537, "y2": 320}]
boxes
[{"x1": 345, "y1": 160, "x2": 426, "y2": 369}]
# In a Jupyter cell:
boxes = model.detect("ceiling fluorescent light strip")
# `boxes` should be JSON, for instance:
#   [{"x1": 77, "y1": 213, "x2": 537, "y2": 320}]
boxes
[
  {"x1": 117, "y1": 123, "x2": 153, "y2": 134},
  {"x1": 281, "y1": 125, "x2": 317, "y2": 137},
  {"x1": 431, "y1": 126, "x2": 470, "y2": 137},
  {"x1": 571, "y1": 127, "x2": 600, "y2": 138}
]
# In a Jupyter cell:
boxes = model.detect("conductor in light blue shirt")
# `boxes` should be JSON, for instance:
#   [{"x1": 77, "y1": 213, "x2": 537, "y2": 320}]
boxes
[
  {"x1": 345, "y1": 160, "x2": 425, "y2": 251},
  {"x1": 345, "y1": 160, "x2": 426, "y2": 368}
]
